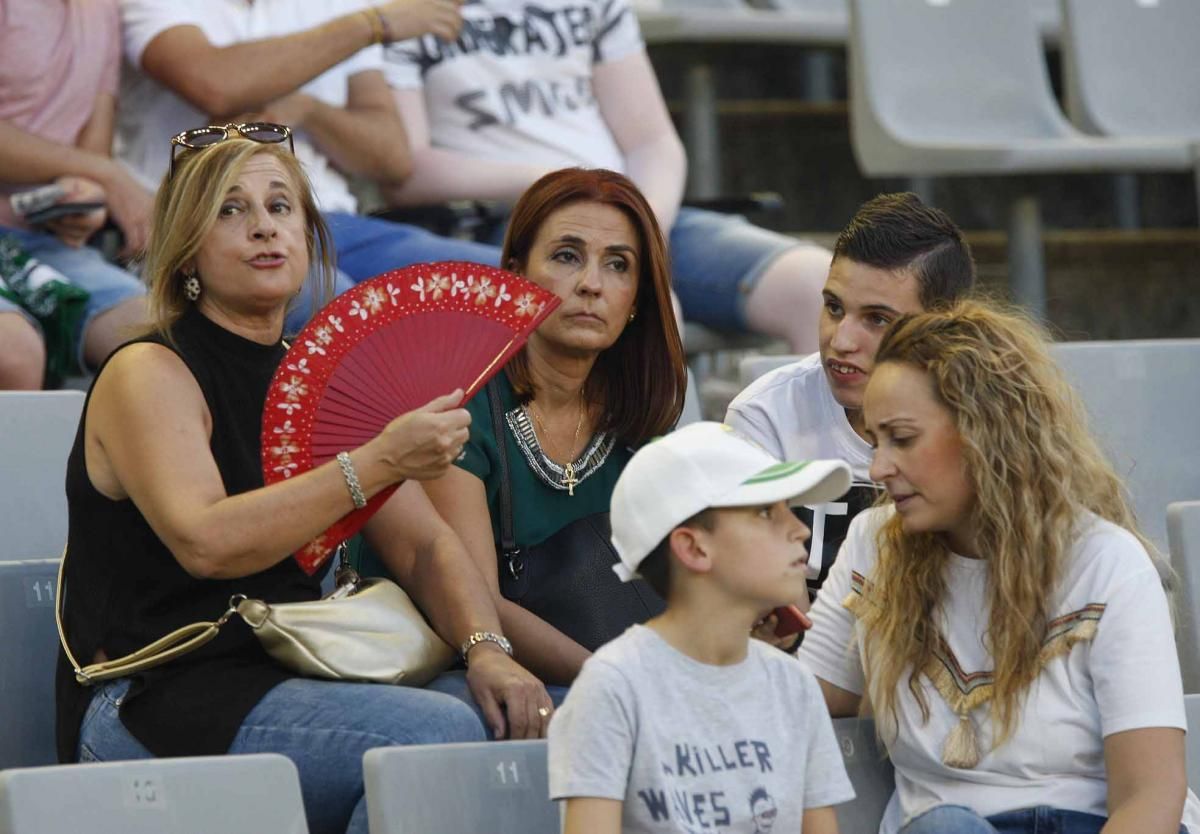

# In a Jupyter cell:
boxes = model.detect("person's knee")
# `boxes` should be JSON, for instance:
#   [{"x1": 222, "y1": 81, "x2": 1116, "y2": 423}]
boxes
[
  {"x1": 81, "y1": 295, "x2": 149, "y2": 367},
  {"x1": 0, "y1": 313, "x2": 46, "y2": 389},
  {"x1": 900, "y1": 804, "x2": 996, "y2": 834},
  {"x1": 401, "y1": 694, "x2": 488, "y2": 745}
]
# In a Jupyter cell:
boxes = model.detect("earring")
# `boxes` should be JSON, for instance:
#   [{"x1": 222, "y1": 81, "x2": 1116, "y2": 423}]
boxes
[
  {"x1": 183, "y1": 269, "x2": 201, "y2": 302},
  {"x1": 628, "y1": 310, "x2": 636, "y2": 323}
]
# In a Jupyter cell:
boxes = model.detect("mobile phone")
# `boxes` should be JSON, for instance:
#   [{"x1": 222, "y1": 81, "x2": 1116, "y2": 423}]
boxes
[
  {"x1": 10, "y1": 184, "x2": 67, "y2": 218},
  {"x1": 773, "y1": 604, "x2": 810, "y2": 637},
  {"x1": 24, "y1": 202, "x2": 106, "y2": 226}
]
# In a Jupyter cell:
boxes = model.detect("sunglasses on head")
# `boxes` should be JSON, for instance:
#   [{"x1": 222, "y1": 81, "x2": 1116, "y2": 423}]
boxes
[{"x1": 168, "y1": 122, "x2": 294, "y2": 180}]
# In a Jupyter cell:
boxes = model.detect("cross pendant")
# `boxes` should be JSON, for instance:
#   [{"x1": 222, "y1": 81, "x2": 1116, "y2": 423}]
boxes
[{"x1": 563, "y1": 463, "x2": 578, "y2": 496}]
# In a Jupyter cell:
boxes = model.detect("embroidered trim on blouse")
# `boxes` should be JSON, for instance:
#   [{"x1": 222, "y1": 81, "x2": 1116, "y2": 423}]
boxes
[
  {"x1": 843, "y1": 569, "x2": 1106, "y2": 767},
  {"x1": 504, "y1": 405, "x2": 615, "y2": 493}
]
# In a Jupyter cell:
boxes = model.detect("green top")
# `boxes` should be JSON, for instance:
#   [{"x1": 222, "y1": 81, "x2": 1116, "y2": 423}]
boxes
[{"x1": 458, "y1": 371, "x2": 632, "y2": 550}]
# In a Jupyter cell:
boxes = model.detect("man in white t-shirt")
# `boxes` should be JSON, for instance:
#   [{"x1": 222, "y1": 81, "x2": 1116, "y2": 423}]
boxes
[
  {"x1": 726, "y1": 193, "x2": 975, "y2": 593},
  {"x1": 377, "y1": 0, "x2": 836, "y2": 353},
  {"x1": 115, "y1": 0, "x2": 500, "y2": 333}
]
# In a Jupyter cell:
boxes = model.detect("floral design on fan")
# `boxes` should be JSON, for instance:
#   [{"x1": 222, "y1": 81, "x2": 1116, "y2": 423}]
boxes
[
  {"x1": 470, "y1": 275, "x2": 498, "y2": 305},
  {"x1": 280, "y1": 376, "x2": 308, "y2": 400},
  {"x1": 260, "y1": 261, "x2": 565, "y2": 574}
]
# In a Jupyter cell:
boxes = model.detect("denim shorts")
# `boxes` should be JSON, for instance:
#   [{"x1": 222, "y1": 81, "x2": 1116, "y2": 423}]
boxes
[
  {"x1": 668, "y1": 206, "x2": 806, "y2": 331},
  {"x1": 0, "y1": 226, "x2": 145, "y2": 366}
]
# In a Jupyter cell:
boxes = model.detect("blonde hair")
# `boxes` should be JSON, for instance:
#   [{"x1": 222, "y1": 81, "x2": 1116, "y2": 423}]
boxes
[
  {"x1": 140, "y1": 138, "x2": 335, "y2": 339},
  {"x1": 859, "y1": 299, "x2": 1168, "y2": 746}
]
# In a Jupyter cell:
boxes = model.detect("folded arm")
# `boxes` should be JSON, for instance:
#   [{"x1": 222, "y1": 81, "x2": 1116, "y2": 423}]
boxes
[{"x1": 138, "y1": 18, "x2": 379, "y2": 118}]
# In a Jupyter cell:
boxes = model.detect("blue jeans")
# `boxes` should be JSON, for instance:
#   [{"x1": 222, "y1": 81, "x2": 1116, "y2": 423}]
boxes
[
  {"x1": 77, "y1": 676, "x2": 487, "y2": 834},
  {"x1": 900, "y1": 804, "x2": 1188, "y2": 834},
  {"x1": 0, "y1": 226, "x2": 145, "y2": 367},
  {"x1": 283, "y1": 213, "x2": 501, "y2": 335},
  {"x1": 425, "y1": 669, "x2": 570, "y2": 738}
]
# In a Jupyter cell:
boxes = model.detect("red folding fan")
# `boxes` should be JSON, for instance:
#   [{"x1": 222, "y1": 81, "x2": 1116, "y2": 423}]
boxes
[{"x1": 262, "y1": 261, "x2": 560, "y2": 574}]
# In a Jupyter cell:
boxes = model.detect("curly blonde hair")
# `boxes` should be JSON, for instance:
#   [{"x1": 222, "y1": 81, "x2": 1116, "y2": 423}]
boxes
[{"x1": 859, "y1": 299, "x2": 1168, "y2": 746}]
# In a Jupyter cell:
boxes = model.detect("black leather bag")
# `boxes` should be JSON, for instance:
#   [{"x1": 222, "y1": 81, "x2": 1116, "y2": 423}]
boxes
[{"x1": 487, "y1": 381, "x2": 664, "y2": 651}]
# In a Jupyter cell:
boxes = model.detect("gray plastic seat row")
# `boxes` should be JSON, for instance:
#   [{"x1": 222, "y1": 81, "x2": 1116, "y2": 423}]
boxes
[
  {"x1": 0, "y1": 754, "x2": 307, "y2": 833},
  {"x1": 848, "y1": 0, "x2": 1198, "y2": 317},
  {"x1": 0, "y1": 391, "x2": 84, "y2": 563}
]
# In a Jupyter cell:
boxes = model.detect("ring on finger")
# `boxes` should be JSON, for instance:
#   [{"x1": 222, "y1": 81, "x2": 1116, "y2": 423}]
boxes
[{"x1": 537, "y1": 706, "x2": 552, "y2": 718}]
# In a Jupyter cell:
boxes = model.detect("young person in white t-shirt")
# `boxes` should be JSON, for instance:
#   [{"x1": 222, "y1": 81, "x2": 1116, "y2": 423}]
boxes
[
  {"x1": 726, "y1": 193, "x2": 975, "y2": 596},
  {"x1": 379, "y1": 0, "x2": 835, "y2": 353},
  {"x1": 548, "y1": 422, "x2": 856, "y2": 833},
  {"x1": 799, "y1": 300, "x2": 1199, "y2": 834}
]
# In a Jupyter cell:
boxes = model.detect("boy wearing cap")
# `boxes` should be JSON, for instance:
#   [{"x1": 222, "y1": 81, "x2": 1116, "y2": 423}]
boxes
[{"x1": 547, "y1": 422, "x2": 856, "y2": 834}]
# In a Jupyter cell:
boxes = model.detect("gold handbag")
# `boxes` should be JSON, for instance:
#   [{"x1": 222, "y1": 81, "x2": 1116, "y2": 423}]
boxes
[{"x1": 56, "y1": 544, "x2": 455, "y2": 687}]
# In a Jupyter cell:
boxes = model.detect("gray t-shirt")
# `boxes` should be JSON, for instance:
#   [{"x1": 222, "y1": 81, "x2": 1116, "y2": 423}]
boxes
[{"x1": 548, "y1": 625, "x2": 855, "y2": 833}]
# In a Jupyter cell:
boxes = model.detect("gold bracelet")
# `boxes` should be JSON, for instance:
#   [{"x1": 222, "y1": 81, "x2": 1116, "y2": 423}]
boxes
[
  {"x1": 360, "y1": 8, "x2": 384, "y2": 44},
  {"x1": 373, "y1": 7, "x2": 395, "y2": 46}
]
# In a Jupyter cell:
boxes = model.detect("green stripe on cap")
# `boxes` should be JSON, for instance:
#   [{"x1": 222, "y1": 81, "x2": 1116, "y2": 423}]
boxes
[{"x1": 742, "y1": 460, "x2": 810, "y2": 485}]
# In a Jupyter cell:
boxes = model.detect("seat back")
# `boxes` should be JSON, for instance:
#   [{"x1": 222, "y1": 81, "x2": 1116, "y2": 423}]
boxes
[
  {"x1": 1171, "y1": 503, "x2": 1200, "y2": 692},
  {"x1": 833, "y1": 717, "x2": 894, "y2": 831},
  {"x1": 849, "y1": 0, "x2": 1069, "y2": 174},
  {"x1": 0, "y1": 754, "x2": 308, "y2": 833},
  {"x1": 0, "y1": 391, "x2": 84, "y2": 561},
  {"x1": 364, "y1": 740, "x2": 558, "y2": 834},
  {"x1": 738, "y1": 354, "x2": 804, "y2": 389},
  {"x1": 1048, "y1": 339, "x2": 1200, "y2": 553},
  {"x1": 0, "y1": 559, "x2": 61, "y2": 769},
  {"x1": 1063, "y1": 0, "x2": 1200, "y2": 137},
  {"x1": 1187, "y1": 693, "x2": 1200, "y2": 793}
]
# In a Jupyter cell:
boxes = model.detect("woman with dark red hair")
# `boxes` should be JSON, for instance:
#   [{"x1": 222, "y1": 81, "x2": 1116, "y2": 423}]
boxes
[{"x1": 423, "y1": 167, "x2": 686, "y2": 701}]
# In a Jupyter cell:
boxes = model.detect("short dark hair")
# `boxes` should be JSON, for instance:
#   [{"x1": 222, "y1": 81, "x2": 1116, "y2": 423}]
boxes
[
  {"x1": 637, "y1": 509, "x2": 719, "y2": 599},
  {"x1": 832, "y1": 192, "x2": 975, "y2": 309}
]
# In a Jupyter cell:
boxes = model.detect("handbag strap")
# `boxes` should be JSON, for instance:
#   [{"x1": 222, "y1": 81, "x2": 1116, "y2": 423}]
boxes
[
  {"x1": 54, "y1": 547, "x2": 236, "y2": 685},
  {"x1": 486, "y1": 379, "x2": 521, "y2": 574},
  {"x1": 52, "y1": 537, "x2": 352, "y2": 686}
]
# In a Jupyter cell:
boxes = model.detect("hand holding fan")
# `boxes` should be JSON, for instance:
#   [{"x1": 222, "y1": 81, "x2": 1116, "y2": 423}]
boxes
[{"x1": 262, "y1": 261, "x2": 560, "y2": 574}]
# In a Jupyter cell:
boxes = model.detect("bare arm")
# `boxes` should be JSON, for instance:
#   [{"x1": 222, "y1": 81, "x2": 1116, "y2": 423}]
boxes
[
  {"x1": 561, "y1": 798, "x2": 622, "y2": 834},
  {"x1": 0, "y1": 109, "x2": 151, "y2": 255},
  {"x1": 365, "y1": 480, "x2": 553, "y2": 739},
  {"x1": 802, "y1": 805, "x2": 841, "y2": 834},
  {"x1": 817, "y1": 677, "x2": 863, "y2": 719},
  {"x1": 593, "y1": 49, "x2": 686, "y2": 230},
  {"x1": 382, "y1": 87, "x2": 554, "y2": 207},
  {"x1": 268, "y1": 71, "x2": 412, "y2": 184},
  {"x1": 421, "y1": 466, "x2": 592, "y2": 684},
  {"x1": 138, "y1": 1, "x2": 462, "y2": 118},
  {"x1": 1101, "y1": 727, "x2": 1188, "y2": 834},
  {"x1": 87, "y1": 343, "x2": 468, "y2": 580}
]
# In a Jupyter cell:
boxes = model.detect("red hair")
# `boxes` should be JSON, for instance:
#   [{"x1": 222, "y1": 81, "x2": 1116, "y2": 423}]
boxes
[{"x1": 502, "y1": 168, "x2": 686, "y2": 445}]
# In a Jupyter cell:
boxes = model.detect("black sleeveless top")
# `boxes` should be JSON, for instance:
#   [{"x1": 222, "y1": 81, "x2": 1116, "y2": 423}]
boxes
[{"x1": 55, "y1": 308, "x2": 325, "y2": 761}]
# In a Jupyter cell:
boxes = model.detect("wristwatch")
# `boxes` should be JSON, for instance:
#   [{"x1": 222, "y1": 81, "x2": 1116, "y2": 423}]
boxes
[{"x1": 460, "y1": 631, "x2": 513, "y2": 664}]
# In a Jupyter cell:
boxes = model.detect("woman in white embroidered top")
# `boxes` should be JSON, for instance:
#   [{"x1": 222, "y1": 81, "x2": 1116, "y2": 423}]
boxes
[{"x1": 798, "y1": 299, "x2": 1200, "y2": 834}]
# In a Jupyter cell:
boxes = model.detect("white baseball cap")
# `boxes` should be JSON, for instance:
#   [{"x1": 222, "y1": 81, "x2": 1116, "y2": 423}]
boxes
[{"x1": 611, "y1": 422, "x2": 853, "y2": 581}]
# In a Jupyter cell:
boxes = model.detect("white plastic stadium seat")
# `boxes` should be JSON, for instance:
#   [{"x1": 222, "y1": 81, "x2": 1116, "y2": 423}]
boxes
[
  {"x1": 833, "y1": 717, "x2": 894, "y2": 832},
  {"x1": 0, "y1": 559, "x2": 60, "y2": 769},
  {"x1": 1171, "y1": 503, "x2": 1200, "y2": 693},
  {"x1": 0, "y1": 391, "x2": 84, "y2": 561},
  {"x1": 0, "y1": 754, "x2": 308, "y2": 834},
  {"x1": 364, "y1": 740, "x2": 558, "y2": 834}
]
